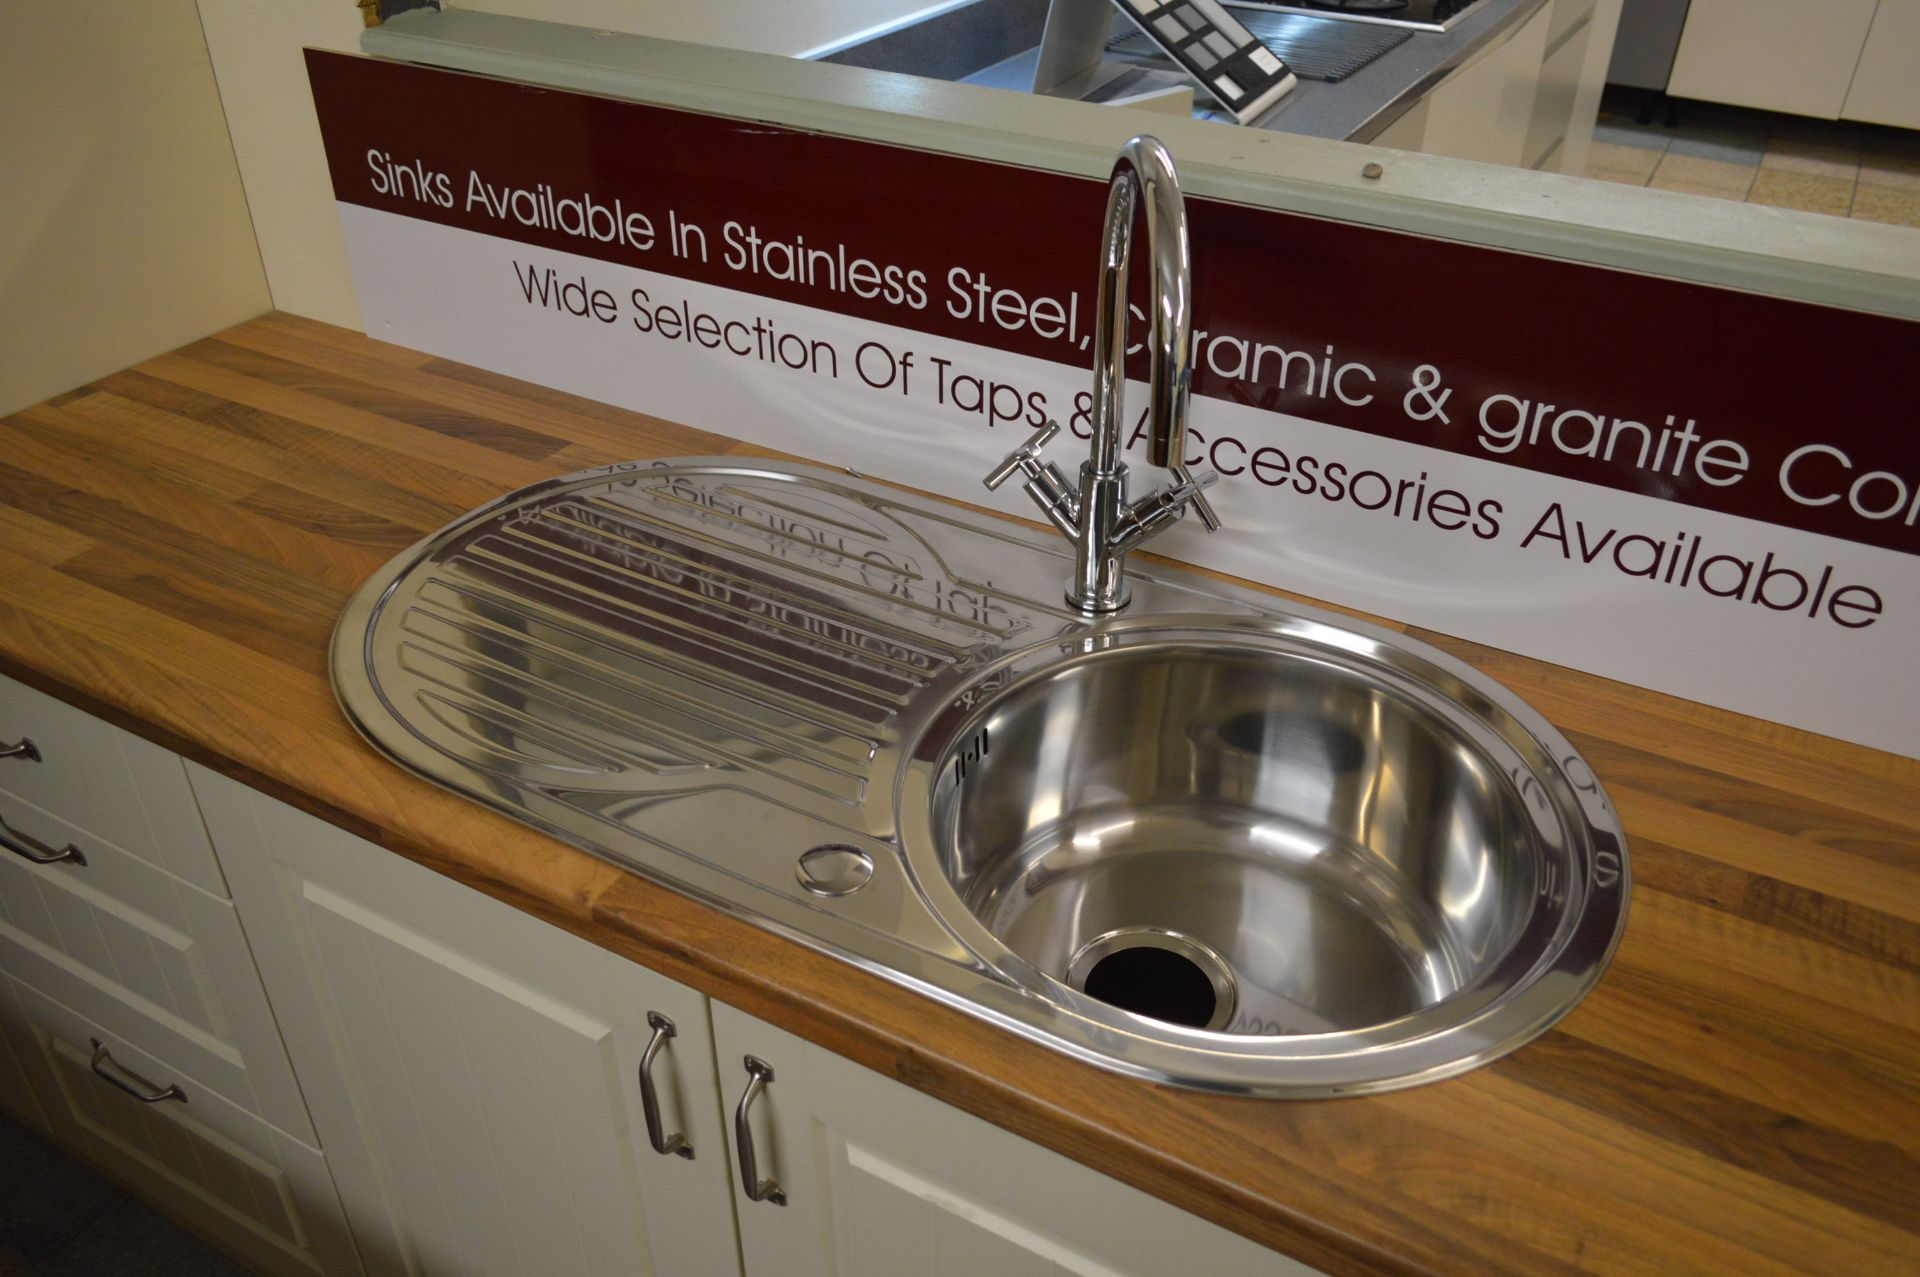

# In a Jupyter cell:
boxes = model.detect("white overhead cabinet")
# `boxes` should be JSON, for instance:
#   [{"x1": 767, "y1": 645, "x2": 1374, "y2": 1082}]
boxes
[{"x1": 1669, "y1": 0, "x2": 1920, "y2": 126}]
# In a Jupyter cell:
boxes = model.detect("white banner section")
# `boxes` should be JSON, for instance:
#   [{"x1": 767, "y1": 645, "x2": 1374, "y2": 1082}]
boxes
[{"x1": 342, "y1": 205, "x2": 1918, "y2": 758}]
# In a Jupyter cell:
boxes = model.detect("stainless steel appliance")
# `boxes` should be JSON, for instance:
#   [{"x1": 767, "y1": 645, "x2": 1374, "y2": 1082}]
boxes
[{"x1": 1233, "y1": 0, "x2": 1492, "y2": 32}]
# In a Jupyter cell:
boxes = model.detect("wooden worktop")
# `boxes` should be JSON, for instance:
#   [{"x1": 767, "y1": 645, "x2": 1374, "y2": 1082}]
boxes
[{"x1": 2, "y1": 313, "x2": 1915, "y2": 1276}]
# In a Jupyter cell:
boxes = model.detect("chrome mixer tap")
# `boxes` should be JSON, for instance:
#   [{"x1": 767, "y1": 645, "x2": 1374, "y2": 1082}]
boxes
[{"x1": 983, "y1": 135, "x2": 1220, "y2": 614}]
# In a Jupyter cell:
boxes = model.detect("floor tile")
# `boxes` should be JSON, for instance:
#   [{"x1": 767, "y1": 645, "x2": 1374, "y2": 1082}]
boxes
[
  {"x1": 1587, "y1": 140, "x2": 1660, "y2": 179},
  {"x1": 0, "y1": 1114, "x2": 125, "y2": 1266},
  {"x1": 1651, "y1": 152, "x2": 1757, "y2": 193},
  {"x1": 1592, "y1": 118, "x2": 1671, "y2": 153},
  {"x1": 1748, "y1": 168, "x2": 1857, "y2": 216},
  {"x1": 1643, "y1": 177, "x2": 1745, "y2": 203},
  {"x1": 1851, "y1": 183, "x2": 1920, "y2": 229},
  {"x1": 1666, "y1": 129, "x2": 1765, "y2": 166},
  {"x1": 1857, "y1": 141, "x2": 1920, "y2": 192},
  {"x1": 1761, "y1": 137, "x2": 1861, "y2": 181},
  {"x1": 1586, "y1": 166, "x2": 1652, "y2": 187}
]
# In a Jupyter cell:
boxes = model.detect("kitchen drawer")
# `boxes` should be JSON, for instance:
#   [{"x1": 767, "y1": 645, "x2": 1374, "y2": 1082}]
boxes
[
  {"x1": 0, "y1": 673, "x2": 226, "y2": 897},
  {"x1": 0, "y1": 976, "x2": 361, "y2": 1277},
  {"x1": 0, "y1": 979, "x2": 49, "y2": 1131},
  {"x1": 0, "y1": 792, "x2": 315, "y2": 1141}
]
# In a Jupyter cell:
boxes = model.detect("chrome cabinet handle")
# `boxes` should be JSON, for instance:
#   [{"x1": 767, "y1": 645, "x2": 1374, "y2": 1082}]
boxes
[
  {"x1": 732, "y1": 1056, "x2": 786, "y2": 1206},
  {"x1": 638, "y1": 1011, "x2": 692, "y2": 1159},
  {"x1": 89, "y1": 1039, "x2": 186, "y2": 1104},
  {"x1": 0, "y1": 812, "x2": 86, "y2": 867},
  {"x1": 0, "y1": 737, "x2": 40, "y2": 762}
]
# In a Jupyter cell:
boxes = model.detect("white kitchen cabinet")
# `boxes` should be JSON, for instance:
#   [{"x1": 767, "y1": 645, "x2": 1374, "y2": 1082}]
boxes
[
  {"x1": 2, "y1": 672, "x2": 1329, "y2": 1276},
  {"x1": 186, "y1": 766, "x2": 1328, "y2": 1277},
  {"x1": 0, "y1": 670, "x2": 354, "y2": 1277},
  {"x1": 0, "y1": 671, "x2": 228, "y2": 896},
  {"x1": 1843, "y1": 0, "x2": 1920, "y2": 129},
  {"x1": 710, "y1": 1005, "x2": 1318, "y2": 1277},
  {"x1": 188, "y1": 764, "x2": 745, "y2": 1277},
  {"x1": 1668, "y1": 0, "x2": 1882, "y2": 119},
  {"x1": 1405, "y1": 0, "x2": 1554, "y2": 168},
  {"x1": 0, "y1": 974, "x2": 363, "y2": 1277},
  {"x1": 1372, "y1": 0, "x2": 1621, "y2": 175},
  {"x1": 0, "y1": 975, "x2": 48, "y2": 1130}
]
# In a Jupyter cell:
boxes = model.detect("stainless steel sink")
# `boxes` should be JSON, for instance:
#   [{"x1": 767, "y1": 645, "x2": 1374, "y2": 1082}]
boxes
[
  {"x1": 899, "y1": 618, "x2": 1625, "y2": 1093},
  {"x1": 334, "y1": 458, "x2": 1627, "y2": 1097}
]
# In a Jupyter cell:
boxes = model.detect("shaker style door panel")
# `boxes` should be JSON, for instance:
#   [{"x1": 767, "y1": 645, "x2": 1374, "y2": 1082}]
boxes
[
  {"x1": 1, "y1": 975, "x2": 361, "y2": 1277},
  {"x1": 710, "y1": 1001, "x2": 1321, "y2": 1277},
  {"x1": 189, "y1": 763, "x2": 742, "y2": 1277},
  {"x1": 0, "y1": 792, "x2": 314, "y2": 1140},
  {"x1": 0, "y1": 976, "x2": 49, "y2": 1131}
]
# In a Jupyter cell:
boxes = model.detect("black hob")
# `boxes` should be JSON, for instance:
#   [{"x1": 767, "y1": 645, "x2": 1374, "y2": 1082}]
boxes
[{"x1": 1230, "y1": 0, "x2": 1492, "y2": 32}]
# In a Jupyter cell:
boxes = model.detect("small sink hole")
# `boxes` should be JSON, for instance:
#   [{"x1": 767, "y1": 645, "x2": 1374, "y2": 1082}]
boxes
[
  {"x1": 1066, "y1": 929, "x2": 1237, "y2": 1031},
  {"x1": 1083, "y1": 948, "x2": 1216, "y2": 1028}
]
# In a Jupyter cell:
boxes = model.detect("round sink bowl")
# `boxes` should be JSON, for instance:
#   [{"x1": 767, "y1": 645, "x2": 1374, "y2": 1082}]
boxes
[{"x1": 900, "y1": 617, "x2": 1627, "y2": 1097}]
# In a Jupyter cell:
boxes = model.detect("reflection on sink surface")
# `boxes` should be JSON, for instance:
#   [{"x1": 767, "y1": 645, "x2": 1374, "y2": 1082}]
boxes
[{"x1": 333, "y1": 459, "x2": 1627, "y2": 1097}]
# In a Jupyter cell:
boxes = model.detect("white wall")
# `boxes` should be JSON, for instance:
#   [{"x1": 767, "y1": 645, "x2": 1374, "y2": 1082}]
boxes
[
  {"x1": 193, "y1": 0, "x2": 937, "y2": 330},
  {"x1": 454, "y1": 0, "x2": 949, "y2": 57},
  {"x1": 0, "y1": 0, "x2": 270, "y2": 416}
]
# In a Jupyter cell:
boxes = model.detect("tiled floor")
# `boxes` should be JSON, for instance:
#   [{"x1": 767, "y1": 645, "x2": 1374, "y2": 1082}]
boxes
[
  {"x1": 0, "y1": 1110, "x2": 254, "y2": 1276},
  {"x1": 1582, "y1": 87, "x2": 1920, "y2": 227}
]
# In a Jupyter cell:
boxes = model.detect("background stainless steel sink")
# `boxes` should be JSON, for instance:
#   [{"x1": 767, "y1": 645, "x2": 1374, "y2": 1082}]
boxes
[{"x1": 336, "y1": 459, "x2": 1628, "y2": 1097}]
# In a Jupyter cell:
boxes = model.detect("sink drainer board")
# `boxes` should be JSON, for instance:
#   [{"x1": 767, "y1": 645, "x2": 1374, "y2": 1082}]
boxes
[{"x1": 335, "y1": 458, "x2": 1629, "y2": 1097}]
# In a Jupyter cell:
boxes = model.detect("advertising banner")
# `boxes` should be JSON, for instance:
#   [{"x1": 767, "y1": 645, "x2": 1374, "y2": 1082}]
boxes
[{"x1": 306, "y1": 50, "x2": 1919, "y2": 757}]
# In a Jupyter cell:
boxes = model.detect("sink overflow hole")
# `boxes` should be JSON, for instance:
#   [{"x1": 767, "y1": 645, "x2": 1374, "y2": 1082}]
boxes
[
  {"x1": 952, "y1": 725, "x2": 990, "y2": 785},
  {"x1": 1067, "y1": 930, "x2": 1237, "y2": 1032}
]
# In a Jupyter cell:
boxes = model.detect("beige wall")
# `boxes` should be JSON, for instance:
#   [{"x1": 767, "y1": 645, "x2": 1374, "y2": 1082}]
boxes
[
  {"x1": 193, "y1": 0, "x2": 936, "y2": 331},
  {"x1": 0, "y1": 0, "x2": 270, "y2": 416},
  {"x1": 193, "y1": 1, "x2": 369, "y2": 331}
]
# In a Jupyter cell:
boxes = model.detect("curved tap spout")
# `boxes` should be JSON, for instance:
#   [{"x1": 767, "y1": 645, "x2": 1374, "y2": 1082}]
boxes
[
  {"x1": 1092, "y1": 137, "x2": 1195, "y2": 480},
  {"x1": 982, "y1": 134, "x2": 1222, "y2": 614}
]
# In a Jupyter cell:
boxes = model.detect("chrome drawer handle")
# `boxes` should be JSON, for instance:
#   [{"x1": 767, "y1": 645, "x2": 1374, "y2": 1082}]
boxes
[
  {"x1": 733, "y1": 1056, "x2": 786, "y2": 1206},
  {"x1": 89, "y1": 1039, "x2": 186, "y2": 1104},
  {"x1": 638, "y1": 1011, "x2": 693, "y2": 1159},
  {"x1": 0, "y1": 737, "x2": 40, "y2": 763},
  {"x1": 0, "y1": 812, "x2": 86, "y2": 867}
]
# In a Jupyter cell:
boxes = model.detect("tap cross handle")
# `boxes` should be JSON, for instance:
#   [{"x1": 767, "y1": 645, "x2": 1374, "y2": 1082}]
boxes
[
  {"x1": 1168, "y1": 462, "x2": 1223, "y2": 532},
  {"x1": 983, "y1": 421, "x2": 1063, "y2": 490}
]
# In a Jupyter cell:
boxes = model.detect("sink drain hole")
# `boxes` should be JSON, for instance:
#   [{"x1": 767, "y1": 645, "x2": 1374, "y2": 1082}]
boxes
[{"x1": 1066, "y1": 929, "x2": 1237, "y2": 1032}]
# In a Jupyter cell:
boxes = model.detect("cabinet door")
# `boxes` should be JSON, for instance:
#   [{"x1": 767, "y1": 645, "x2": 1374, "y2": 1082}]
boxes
[
  {"x1": 710, "y1": 1002, "x2": 1323, "y2": 1277},
  {"x1": 1416, "y1": 0, "x2": 1553, "y2": 168},
  {"x1": 1668, "y1": 0, "x2": 1880, "y2": 119},
  {"x1": 1843, "y1": 0, "x2": 1920, "y2": 129},
  {"x1": 189, "y1": 765, "x2": 742, "y2": 1277}
]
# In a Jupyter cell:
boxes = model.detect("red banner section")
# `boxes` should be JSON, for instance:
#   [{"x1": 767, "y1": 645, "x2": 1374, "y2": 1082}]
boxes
[{"x1": 306, "y1": 50, "x2": 1918, "y2": 556}]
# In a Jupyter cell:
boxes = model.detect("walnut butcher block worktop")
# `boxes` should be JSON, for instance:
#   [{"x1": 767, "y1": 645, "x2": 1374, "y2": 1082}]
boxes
[{"x1": 2, "y1": 313, "x2": 1916, "y2": 1276}]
